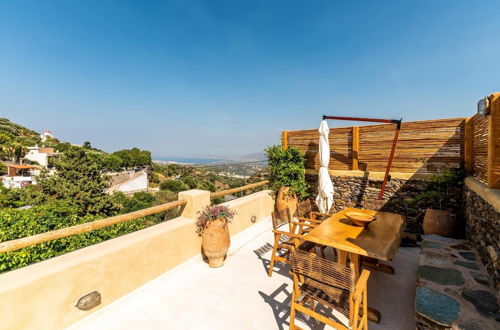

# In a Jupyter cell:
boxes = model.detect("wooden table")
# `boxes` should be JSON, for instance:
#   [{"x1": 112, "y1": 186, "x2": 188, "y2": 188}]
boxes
[{"x1": 304, "y1": 207, "x2": 404, "y2": 323}]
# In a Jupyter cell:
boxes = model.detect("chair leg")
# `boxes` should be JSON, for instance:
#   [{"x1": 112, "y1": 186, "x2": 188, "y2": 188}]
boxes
[
  {"x1": 268, "y1": 235, "x2": 280, "y2": 277},
  {"x1": 289, "y1": 295, "x2": 296, "y2": 329}
]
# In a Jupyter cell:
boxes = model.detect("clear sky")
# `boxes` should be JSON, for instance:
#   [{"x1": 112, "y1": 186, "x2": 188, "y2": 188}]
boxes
[{"x1": 1, "y1": 1, "x2": 499, "y2": 159}]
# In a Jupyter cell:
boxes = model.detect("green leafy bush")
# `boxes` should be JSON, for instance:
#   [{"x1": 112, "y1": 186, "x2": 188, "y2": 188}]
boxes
[
  {"x1": 0, "y1": 195, "x2": 169, "y2": 273},
  {"x1": 160, "y1": 179, "x2": 189, "y2": 193},
  {"x1": 265, "y1": 145, "x2": 309, "y2": 198}
]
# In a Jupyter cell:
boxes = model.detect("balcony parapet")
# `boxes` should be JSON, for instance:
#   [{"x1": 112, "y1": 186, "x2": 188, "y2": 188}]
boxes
[{"x1": 0, "y1": 182, "x2": 273, "y2": 330}]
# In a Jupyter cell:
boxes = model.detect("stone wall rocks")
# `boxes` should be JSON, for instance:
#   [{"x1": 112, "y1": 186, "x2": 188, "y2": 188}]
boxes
[{"x1": 464, "y1": 184, "x2": 500, "y2": 289}]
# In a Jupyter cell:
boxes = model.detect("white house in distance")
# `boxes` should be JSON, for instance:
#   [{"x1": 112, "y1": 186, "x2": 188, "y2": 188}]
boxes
[
  {"x1": 24, "y1": 146, "x2": 57, "y2": 167},
  {"x1": 40, "y1": 130, "x2": 54, "y2": 142},
  {"x1": 2, "y1": 164, "x2": 39, "y2": 189},
  {"x1": 106, "y1": 170, "x2": 149, "y2": 195}
]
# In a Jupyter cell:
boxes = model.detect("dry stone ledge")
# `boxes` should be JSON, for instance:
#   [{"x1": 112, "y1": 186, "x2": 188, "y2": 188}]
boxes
[{"x1": 416, "y1": 235, "x2": 500, "y2": 330}]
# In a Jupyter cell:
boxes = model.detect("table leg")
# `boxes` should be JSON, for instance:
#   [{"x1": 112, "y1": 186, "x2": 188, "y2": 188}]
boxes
[
  {"x1": 337, "y1": 250, "x2": 348, "y2": 265},
  {"x1": 350, "y1": 253, "x2": 360, "y2": 280}
]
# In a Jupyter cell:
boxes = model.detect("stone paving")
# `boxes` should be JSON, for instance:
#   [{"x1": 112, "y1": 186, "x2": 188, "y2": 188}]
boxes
[{"x1": 416, "y1": 235, "x2": 500, "y2": 329}]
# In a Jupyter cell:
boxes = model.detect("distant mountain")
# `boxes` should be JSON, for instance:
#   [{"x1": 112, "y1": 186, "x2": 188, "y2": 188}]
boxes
[
  {"x1": 154, "y1": 152, "x2": 266, "y2": 165},
  {"x1": 229, "y1": 152, "x2": 266, "y2": 162},
  {"x1": 153, "y1": 157, "x2": 226, "y2": 165}
]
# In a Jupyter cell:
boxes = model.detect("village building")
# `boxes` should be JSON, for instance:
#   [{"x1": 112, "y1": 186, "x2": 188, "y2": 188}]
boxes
[
  {"x1": 24, "y1": 146, "x2": 58, "y2": 167},
  {"x1": 1, "y1": 164, "x2": 39, "y2": 189},
  {"x1": 106, "y1": 170, "x2": 149, "y2": 195},
  {"x1": 40, "y1": 129, "x2": 54, "y2": 142}
]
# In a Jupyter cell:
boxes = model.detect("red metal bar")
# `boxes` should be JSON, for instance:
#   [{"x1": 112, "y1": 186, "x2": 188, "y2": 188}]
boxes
[
  {"x1": 378, "y1": 122, "x2": 401, "y2": 200},
  {"x1": 322, "y1": 115, "x2": 400, "y2": 125},
  {"x1": 322, "y1": 115, "x2": 403, "y2": 201}
]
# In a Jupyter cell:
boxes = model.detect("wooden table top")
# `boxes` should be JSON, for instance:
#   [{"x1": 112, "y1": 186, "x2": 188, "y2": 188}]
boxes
[{"x1": 305, "y1": 208, "x2": 404, "y2": 261}]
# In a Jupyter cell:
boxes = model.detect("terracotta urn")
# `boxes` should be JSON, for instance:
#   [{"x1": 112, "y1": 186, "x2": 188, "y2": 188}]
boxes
[
  {"x1": 275, "y1": 186, "x2": 298, "y2": 216},
  {"x1": 423, "y1": 208, "x2": 455, "y2": 237},
  {"x1": 202, "y1": 218, "x2": 230, "y2": 268}
]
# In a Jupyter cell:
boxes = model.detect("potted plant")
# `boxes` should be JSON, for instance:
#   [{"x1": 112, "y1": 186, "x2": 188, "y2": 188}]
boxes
[
  {"x1": 196, "y1": 205, "x2": 236, "y2": 268},
  {"x1": 265, "y1": 145, "x2": 309, "y2": 216},
  {"x1": 413, "y1": 168, "x2": 464, "y2": 237}
]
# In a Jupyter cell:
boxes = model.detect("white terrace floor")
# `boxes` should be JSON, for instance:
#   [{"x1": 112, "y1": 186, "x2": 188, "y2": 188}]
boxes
[{"x1": 70, "y1": 218, "x2": 419, "y2": 330}]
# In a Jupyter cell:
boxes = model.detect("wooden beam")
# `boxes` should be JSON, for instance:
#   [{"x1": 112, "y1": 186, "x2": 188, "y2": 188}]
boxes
[
  {"x1": 488, "y1": 93, "x2": 500, "y2": 189},
  {"x1": 210, "y1": 180, "x2": 269, "y2": 198},
  {"x1": 282, "y1": 131, "x2": 288, "y2": 150},
  {"x1": 352, "y1": 126, "x2": 359, "y2": 170},
  {"x1": 464, "y1": 117, "x2": 473, "y2": 174},
  {"x1": 0, "y1": 200, "x2": 187, "y2": 253}
]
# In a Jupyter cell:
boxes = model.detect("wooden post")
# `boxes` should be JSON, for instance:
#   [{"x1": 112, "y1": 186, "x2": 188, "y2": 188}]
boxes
[
  {"x1": 464, "y1": 117, "x2": 473, "y2": 174},
  {"x1": 352, "y1": 126, "x2": 359, "y2": 170},
  {"x1": 282, "y1": 131, "x2": 288, "y2": 150},
  {"x1": 487, "y1": 93, "x2": 500, "y2": 189}
]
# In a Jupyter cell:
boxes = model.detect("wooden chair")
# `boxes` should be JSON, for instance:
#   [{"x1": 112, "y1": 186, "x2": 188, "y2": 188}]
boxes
[
  {"x1": 296, "y1": 199, "x2": 331, "y2": 228},
  {"x1": 268, "y1": 208, "x2": 317, "y2": 277},
  {"x1": 295, "y1": 199, "x2": 331, "y2": 258},
  {"x1": 290, "y1": 250, "x2": 370, "y2": 330}
]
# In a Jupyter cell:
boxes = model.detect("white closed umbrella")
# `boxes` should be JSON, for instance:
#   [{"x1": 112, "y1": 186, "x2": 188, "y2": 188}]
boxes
[{"x1": 315, "y1": 120, "x2": 334, "y2": 213}]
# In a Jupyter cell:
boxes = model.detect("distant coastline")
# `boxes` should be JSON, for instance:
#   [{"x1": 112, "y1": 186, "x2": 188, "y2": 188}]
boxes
[{"x1": 153, "y1": 157, "x2": 226, "y2": 165}]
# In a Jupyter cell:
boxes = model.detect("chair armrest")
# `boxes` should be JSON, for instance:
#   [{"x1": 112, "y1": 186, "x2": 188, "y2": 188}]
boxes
[
  {"x1": 296, "y1": 216, "x2": 323, "y2": 224},
  {"x1": 292, "y1": 219, "x2": 318, "y2": 226},
  {"x1": 353, "y1": 270, "x2": 370, "y2": 300},
  {"x1": 271, "y1": 229, "x2": 304, "y2": 239},
  {"x1": 311, "y1": 211, "x2": 331, "y2": 218}
]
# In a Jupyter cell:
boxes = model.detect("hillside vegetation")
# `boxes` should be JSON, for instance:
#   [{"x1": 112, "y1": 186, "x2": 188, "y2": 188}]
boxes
[
  {"x1": 0, "y1": 118, "x2": 42, "y2": 146},
  {"x1": 0, "y1": 119, "x2": 269, "y2": 273}
]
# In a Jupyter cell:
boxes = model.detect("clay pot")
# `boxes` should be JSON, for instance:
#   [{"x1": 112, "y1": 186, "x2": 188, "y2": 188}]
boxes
[
  {"x1": 202, "y1": 218, "x2": 230, "y2": 268},
  {"x1": 423, "y1": 209, "x2": 455, "y2": 237},
  {"x1": 275, "y1": 186, "x2": 298, "y2": 216}
]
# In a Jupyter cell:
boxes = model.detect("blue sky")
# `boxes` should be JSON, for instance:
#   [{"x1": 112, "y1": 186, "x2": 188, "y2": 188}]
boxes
[{"x1": 1, "y1": 1, "x2": 499, "y2": 159}]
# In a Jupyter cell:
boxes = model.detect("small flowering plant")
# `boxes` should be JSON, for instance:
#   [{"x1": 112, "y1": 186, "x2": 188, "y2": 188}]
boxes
[{"x1": 196, "y1": 205, "x2": 236, "y2": 235}]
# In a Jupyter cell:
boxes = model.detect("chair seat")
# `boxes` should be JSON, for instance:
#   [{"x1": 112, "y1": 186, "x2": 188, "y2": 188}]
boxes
[{"x1": 300, "y1": 278, "x2": 351, "y2": 319}]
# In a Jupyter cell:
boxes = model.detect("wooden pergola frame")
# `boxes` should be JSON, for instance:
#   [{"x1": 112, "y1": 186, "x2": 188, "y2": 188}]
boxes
[{"x1": 322, "y1": 115, "x2": 402, "y2": 200}]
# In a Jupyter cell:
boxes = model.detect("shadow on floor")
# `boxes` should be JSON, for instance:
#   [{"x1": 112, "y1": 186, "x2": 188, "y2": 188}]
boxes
[
  {"x1": 253, "y1": 242, "x2": 292, "y2": 278},
  {"x1": 258, "y1": 282, "x2": 345, "y2": 330}
]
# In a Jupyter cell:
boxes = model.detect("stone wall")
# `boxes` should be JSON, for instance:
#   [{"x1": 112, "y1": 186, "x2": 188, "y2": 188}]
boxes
[
  {"x1": 306, "y1": 171, "x2": 464, "y2": 237},
  {"x1": 464, "y1": 177, "x2": 500, "y2": 289}
]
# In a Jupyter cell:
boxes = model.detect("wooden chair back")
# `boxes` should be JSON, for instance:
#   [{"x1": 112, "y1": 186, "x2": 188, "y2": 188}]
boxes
[
  {"x1": 271, "y1": 208, "x2": 291, "y2": 231},
  {"x1": 291, "y1": 250, "x2": 354, "y2": 292},
  {"x1": 289, "y1": 250, "x2": 369, "y2": 330},
  {"x1": 296, "y1": 199, "x2": 313, "y2": 218}
]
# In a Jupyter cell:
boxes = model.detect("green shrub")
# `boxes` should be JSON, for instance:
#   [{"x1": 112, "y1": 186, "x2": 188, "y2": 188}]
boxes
[
  {"x1": 265, "y1": 145, "x2": 309, "y2": 198},
  {"x1": 160, "y1": 179, "x2": 189, "y2": 193},
  {"x1": 0, "y1": 198, "x2": 165, "y2": 273}
]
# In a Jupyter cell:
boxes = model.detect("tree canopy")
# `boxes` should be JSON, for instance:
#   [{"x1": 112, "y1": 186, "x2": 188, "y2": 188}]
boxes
[
  {"x1": 37, "y1": 146, "x2": 117, "y2": 215},
  {"x1": 112, "y1": 148, "x2": 151, "y2": 168}
]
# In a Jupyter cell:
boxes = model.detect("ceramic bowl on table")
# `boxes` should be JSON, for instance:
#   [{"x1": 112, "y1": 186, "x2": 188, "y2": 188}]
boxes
[{"x1": 344, "y1": 211, "x2": 376, "y2": 227}]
